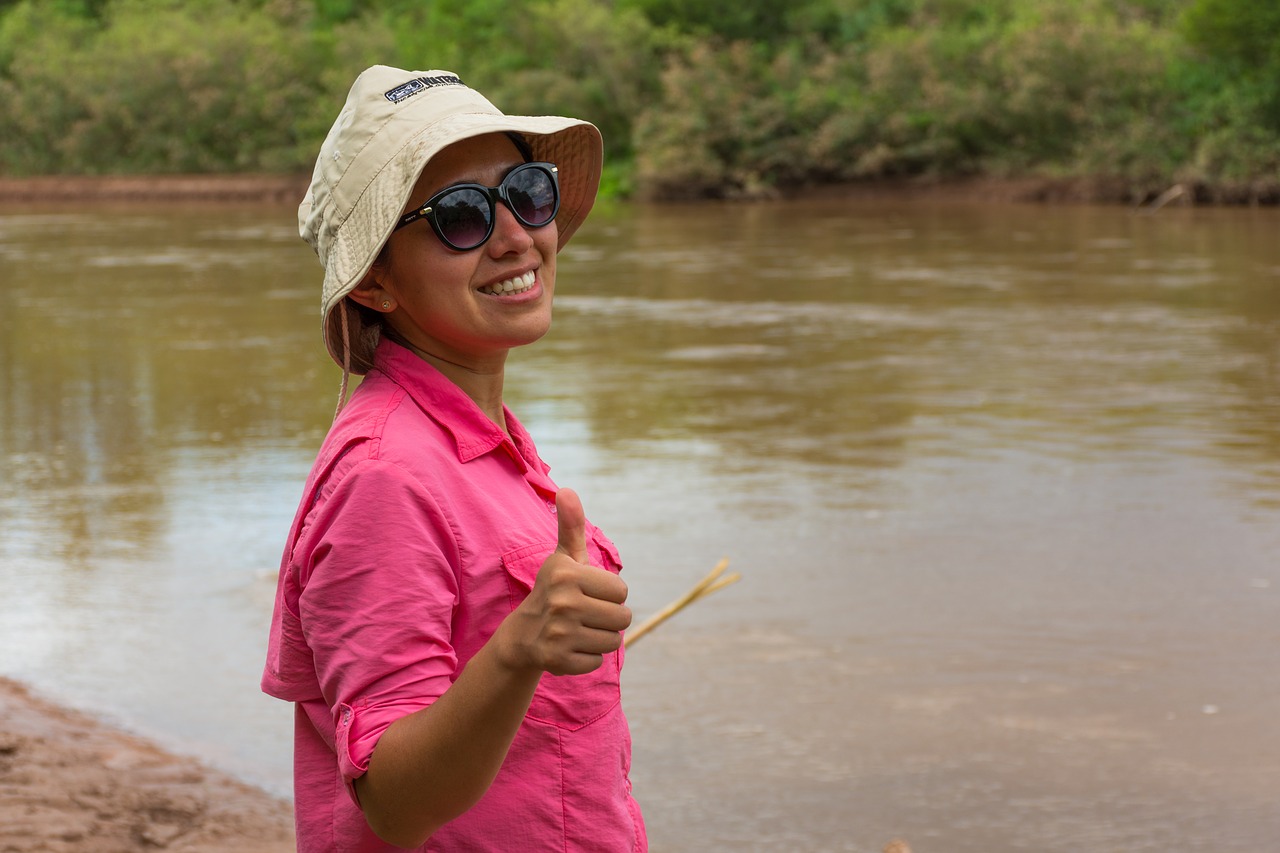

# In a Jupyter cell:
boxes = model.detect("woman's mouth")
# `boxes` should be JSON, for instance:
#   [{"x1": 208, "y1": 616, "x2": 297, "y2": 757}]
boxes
[{"x1": 479, "y1": 270, "x2": 536, "y2": 296}]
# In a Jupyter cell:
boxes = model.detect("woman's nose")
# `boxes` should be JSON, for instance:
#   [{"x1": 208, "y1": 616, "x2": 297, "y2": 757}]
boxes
[{"x1": 486, "y1": 201, "x2": 535, "y2": 255}]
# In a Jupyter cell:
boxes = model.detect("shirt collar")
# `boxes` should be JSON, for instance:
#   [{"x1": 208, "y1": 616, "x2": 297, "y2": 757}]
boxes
[{"x1": 372, "y1": 338, "x2": 533, "y2": 470}]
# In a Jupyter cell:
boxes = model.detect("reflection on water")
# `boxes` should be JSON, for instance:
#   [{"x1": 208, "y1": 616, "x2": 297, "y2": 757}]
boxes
[{"x1": 2, "y1": 198, "x2": 1279, "y2": 851}]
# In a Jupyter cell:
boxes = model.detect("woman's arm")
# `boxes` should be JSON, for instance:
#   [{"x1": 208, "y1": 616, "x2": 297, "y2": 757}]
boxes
[{"x1": 353, "y1": 488, "x2": 631, "y2": 848}]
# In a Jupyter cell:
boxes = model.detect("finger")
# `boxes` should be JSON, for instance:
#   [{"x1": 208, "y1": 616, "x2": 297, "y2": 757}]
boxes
[
  {"x1": 548, "y1": 652, "x2": 605, "y2": 677},
  {"x1": 554, "y1": 487, "x2": 589, "y2": 564},
  {"x1": 554, "y1": 630, "x2": 625, "y2": 676},
  {"x1": 573, "y1": 625, "x2": 626, "y2": 655},
  {"x1": 579, "y1": 598, "x2": 633, "y2": 633},
  {"x1": 579, "y1": 570, "x2": 629, "y2": 606}
]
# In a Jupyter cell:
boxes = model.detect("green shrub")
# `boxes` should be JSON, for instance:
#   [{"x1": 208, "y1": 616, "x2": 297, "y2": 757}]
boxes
[
  {"x1": 632, "y1": 1, "x2": 1192, "y2": 194},
  {"x1": 0, "y1": 0, "x2": 1277, "y2": 199},
  {"x1": 633, "y1": 40, "x2": 814, "y2": 198},
  {"x1": 0, "y1": 0, "x2": 335, "y2": 173},
  {"x1": 467, "y1": 0, "x2": 666, "y2": 164},
  {"x1": 1173, "y1": 0, "x2": 1280, "y2": 188}
]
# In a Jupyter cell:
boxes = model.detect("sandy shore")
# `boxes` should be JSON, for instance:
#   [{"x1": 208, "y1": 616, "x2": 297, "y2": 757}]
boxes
[{"x1": 0, "y1": 677, "x2": 294, "y2": 853}]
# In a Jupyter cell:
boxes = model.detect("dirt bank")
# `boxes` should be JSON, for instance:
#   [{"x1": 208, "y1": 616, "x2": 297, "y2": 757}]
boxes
[
  {"x1": 4, "y1": 171, "x2": 1274, "y2": 208},
  {"x1": 0, "y1": 677, "x2": 294, "y2": 853},
  {"x1": 0, "y1": 174, "x2": 309, "y2": 205},
  {"x1": 3, "y1": 171, "x2": 1277, "y2": 208}
]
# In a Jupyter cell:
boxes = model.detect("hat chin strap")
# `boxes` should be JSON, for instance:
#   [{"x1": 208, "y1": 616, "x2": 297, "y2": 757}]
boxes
[{"x1": 334, "y1": 300, "x2": 354, "y2": 421}]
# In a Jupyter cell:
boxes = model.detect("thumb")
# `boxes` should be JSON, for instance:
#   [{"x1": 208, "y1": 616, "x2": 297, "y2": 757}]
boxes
[{"x1": 554, "y1": 487, "x2": 589, "y2": 564}]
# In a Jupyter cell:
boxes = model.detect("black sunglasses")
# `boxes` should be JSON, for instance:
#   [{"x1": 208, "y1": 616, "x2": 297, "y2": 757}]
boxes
[{"x1": 393, "y1": 161, "x2": 560, "y2": 252}]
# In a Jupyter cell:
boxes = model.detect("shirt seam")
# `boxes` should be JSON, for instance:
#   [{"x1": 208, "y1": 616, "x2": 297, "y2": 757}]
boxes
[{"x1": 558, "y1": 726, "x2": 569, "y2": 853}]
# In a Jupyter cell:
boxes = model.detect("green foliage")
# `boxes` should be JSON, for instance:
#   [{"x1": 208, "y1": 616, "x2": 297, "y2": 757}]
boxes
[
  {"x1": 0, "y1": 0, "x2": 342, "y2": 174},
  {"x1": 987, "y1": 2, "x2": 1183, "y2": 178},
  {"x1": 458, "y1": 0, "x2": 667, "y2": 163},
  {"x1": 1181, "y1": 0, "x2": 1280, "y2": 68},
  {"x1": 618, "y1": 0, "x2": 798, "y2": 44},
  {"x1": 809, "y1": 0, "x2": 917, "y2": 43},
  {"x1": 310, "y1": 0, "x2": 359, "y2": 25},
  {"x1": 1169, "y1": 0, "x2": 1280, "y2": 186},
  {"x1": 0, "y1": 0, "x2": 1277, "y2": 198},
  {"x1": 633, "y1": 0, "x2": 1200, "y2": 196},
  {"x1": 634, "y1": 39, "x2": 870, "y2": 197}
]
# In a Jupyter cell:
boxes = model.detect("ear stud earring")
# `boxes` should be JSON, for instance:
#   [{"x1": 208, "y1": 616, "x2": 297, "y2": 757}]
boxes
[{"x1": 381, "y1": 300, "x2": 391, "y2": 310}]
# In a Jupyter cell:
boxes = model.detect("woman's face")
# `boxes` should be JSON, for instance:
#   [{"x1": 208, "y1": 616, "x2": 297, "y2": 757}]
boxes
[{"x1": 376, "y1": 132, "x2": 558, "y2": 369}]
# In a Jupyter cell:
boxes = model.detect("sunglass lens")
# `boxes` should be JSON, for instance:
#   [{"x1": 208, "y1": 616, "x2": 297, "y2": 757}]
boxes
[
  {"x1": 508, "y1": 168, "x2": 557, "y2": 227},
  {"x1": 435, "y1": 188, "x2": 491, "y2": 250}
]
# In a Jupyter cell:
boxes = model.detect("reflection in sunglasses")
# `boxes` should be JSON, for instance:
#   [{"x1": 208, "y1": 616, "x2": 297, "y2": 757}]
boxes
[{"x1": 395, "y1": 162, "x2": 560, "y2": 252}]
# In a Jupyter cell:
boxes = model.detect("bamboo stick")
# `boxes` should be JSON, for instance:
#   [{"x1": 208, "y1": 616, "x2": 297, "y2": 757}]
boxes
[{"x1": 624, "y1": 558, "x2": 738, "y2": 648}]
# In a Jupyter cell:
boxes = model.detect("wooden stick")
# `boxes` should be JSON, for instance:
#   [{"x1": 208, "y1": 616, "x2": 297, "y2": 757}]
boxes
[
  {"x1": 1145, "y1": 183, "x2": 1186, "y2": 212},
  {"x1": 699, "y1": 573, "x2": 741, "y2": 597},
  {"x1": 624, "y1": 559, "x2": 736, "y2": 648}
]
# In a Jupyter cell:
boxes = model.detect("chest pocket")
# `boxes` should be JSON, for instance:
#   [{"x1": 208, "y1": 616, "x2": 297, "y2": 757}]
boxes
[{"x1": 500, "y1": 532, "x2": 624, "y2": 731}]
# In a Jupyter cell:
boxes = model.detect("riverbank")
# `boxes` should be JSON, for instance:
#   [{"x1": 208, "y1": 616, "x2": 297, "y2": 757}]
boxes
[
  {"x1": 0, "y1": 174, "x2": 309, "y2": 205},
  {"x1": 0, "y1": 677, "x2": 294, "y2": 853},
  {"x1": 1, "y1": 172, "x2": 1275, "y2": 208}
]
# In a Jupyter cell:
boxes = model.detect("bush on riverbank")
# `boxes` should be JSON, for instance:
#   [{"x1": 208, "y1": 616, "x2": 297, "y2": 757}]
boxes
[{"x1": 0, "y1": 0, "x2": 1276, "y2": 202}]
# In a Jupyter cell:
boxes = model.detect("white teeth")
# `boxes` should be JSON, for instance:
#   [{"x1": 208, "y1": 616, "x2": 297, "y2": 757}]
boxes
[{"x1": 483, "y1": 271, "x2": 535, "y2": 296}]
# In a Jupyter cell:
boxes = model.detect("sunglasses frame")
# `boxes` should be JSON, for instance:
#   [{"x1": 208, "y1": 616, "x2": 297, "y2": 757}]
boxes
[{"x1": 393, "y1": 161, "x2": 560, "y2": 252}]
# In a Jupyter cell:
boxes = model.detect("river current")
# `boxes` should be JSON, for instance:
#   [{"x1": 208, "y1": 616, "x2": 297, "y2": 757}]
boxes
[{"x1": 2, "y1": 196, "x2": 1278, "y2": 851}]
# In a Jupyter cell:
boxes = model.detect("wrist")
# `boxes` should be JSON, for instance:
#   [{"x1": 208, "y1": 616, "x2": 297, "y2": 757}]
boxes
[{"x1": 487, "y1": 612, "x2": 543, "y2": 679}]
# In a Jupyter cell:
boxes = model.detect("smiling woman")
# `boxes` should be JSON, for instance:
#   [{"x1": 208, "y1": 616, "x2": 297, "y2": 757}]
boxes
[
  {"x1": 345, "y1": 135, "x2": 563, "y2": 395},
  {"x1": 259, "y1": 65, "x2": 645, "y2": 852}
]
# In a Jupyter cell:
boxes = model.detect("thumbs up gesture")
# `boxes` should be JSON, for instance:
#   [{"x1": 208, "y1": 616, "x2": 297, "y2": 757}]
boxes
[{"x1": 501, "y1": 488, "x2": 632, "y2": 676}]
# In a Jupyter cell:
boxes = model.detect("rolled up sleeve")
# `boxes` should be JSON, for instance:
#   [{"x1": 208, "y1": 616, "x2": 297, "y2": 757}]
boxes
[{"x1": 296, "y1": 458, "x2": 461, "y2": 788}]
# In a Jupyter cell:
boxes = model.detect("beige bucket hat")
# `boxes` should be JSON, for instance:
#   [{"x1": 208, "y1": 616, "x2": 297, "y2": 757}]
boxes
[{"x1": 299, "y1": 65, "x2": 603, "y2": 374}]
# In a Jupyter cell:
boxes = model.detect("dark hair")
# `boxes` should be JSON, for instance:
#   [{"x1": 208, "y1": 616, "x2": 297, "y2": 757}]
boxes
[{"x1": 506, "y1": 132, "x2": 534, "y2": 163}]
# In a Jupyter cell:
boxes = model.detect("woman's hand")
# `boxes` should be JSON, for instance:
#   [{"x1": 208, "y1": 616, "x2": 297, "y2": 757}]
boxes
[
  {"x1": 357, "y1": 487, "x2": 629, "y2": 847},
  {"x1": 498, "y1": 488, "x2": 632, "y2": 676}
]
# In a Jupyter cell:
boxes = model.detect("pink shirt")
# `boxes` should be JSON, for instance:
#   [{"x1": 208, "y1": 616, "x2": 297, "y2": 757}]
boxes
[{"x1": 262, "y1": 339, "x2": 645, "y2": 852}]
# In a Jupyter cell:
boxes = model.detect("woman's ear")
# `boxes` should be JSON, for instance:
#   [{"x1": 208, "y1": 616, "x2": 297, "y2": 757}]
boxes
[{"x1": 348, "y1": 262, "x2": 396, "y2": 313}]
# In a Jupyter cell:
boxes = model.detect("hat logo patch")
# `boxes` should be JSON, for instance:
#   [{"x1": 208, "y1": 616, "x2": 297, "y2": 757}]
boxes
[{"x1": 384, "y1": 75, "x2": 465, "y2": 104}]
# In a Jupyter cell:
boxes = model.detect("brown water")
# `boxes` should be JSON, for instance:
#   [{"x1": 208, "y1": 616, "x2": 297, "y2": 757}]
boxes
[{"x1": 2, "y1": 197, "x2": 1278, "y2": 852}]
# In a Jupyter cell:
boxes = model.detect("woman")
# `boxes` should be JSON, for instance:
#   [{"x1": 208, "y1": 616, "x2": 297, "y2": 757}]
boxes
[{"x1": 262, "y1": 65, "x2": 645, "y2": 852}]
